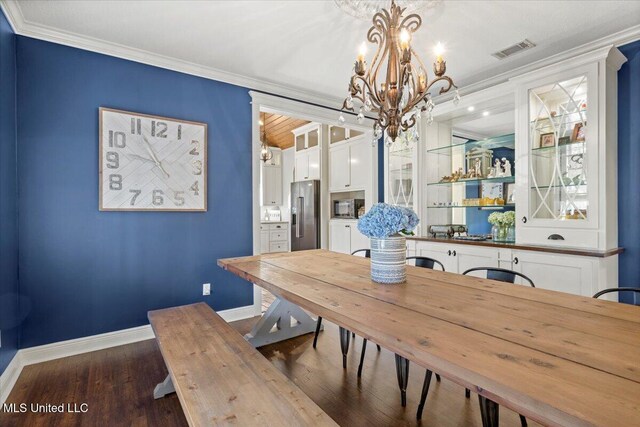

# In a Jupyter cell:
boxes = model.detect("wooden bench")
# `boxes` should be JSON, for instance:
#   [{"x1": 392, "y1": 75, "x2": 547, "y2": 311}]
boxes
[{"x1": 148, "y1": 302, "x2": 337, "y2": 426}]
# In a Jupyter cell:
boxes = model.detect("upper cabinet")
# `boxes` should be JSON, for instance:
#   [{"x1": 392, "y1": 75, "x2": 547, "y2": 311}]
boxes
[
  {"x1": 261, "y1": 147, "x2": 283, "y2": 206},
  {"x1": 329, "y1": 138, "x2": 370, "y2": 192},
  {"x1": 328, "y1": 125, "x2": 364, "y2": 144},
  {"x1": 513, "y1": 46, "x2": 626, "y2": 250},
  {"x1": 293, "y1": 123, "x2": 322, "y2": 181}
]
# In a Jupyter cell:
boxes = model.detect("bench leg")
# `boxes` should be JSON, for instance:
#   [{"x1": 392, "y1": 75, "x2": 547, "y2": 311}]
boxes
[
  {"x1": 478, "y1": 395, "x2": 500, "y2": 427},
  {"x1": 395, "y1": 354, "x2": 410, "y2": 407},
  {"x1": 153, "y1": 374, "x2": 175, "y2": 399},
  {"x1": 357, "y1": 338, "x2": 367, "y2": 377},
  {"x1": 416, "y1": 369, "x2": 433, "y2": 420},
  {"x1": 339, "y1": 327, "x2": 350, "y2": 369},
  {"x1": 244, "y1": 297, "x2": 322, "y2": 348}
]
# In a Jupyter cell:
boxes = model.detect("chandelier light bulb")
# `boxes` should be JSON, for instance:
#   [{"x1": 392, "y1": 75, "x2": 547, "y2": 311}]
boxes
[
  {"x1": 358, "y1": 42, "x2": 367, "y2": 61},
  {"x1": 399, "y1": 28, "x2": 411, "y2": 50},
  {"x1": 434, "y1": 42, "x2": 445, "y2": 62}
]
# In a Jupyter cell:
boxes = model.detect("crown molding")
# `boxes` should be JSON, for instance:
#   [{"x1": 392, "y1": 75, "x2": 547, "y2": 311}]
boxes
[
  {"x1": 2, "y1": 0, "x2": 639, "y2": 110},
  {"x1": 434, "y1": 23, "x2": 640, "y2": 103},
  {"x1": 0, "y1": 0, "x2": 343, "y2": 109}
]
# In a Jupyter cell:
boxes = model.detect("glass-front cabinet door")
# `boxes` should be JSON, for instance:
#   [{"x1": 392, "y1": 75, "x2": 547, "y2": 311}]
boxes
[
  {"x1": 385, "y1": 134, "x2": 418, "y2": 209},
  {"x1": 516, "y1": 63, "x2": 600, "y2": 246}
]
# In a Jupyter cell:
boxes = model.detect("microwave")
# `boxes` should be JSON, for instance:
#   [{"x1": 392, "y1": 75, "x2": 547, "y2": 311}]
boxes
[{"x1": 333, "y1": 199, "x2": 365, "y2": 219}]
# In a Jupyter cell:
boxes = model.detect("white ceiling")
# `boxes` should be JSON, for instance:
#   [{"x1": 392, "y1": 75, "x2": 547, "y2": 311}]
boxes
[{"x1": 7, "y1": 1, "x2": 640, "y2": 105}]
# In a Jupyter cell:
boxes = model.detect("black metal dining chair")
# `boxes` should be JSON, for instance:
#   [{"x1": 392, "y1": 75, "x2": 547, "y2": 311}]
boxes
[
  {"x1": 312, "y1": 249, "x2": 380, "y2": 369},
  {"x1": 358, "y1": 256, "x2": 445, "y2": 379},
  {"x1": 593, "y1": 287, "x2": 640, "y2": 302},
  {"x1": 417, "y1": 266, "x2": 533, "y2": 426}
]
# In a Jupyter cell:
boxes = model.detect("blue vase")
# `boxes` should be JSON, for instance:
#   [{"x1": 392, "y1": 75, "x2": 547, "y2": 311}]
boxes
[{"x1": 370, "y1": 235, "x2": 407, "y2": 284}]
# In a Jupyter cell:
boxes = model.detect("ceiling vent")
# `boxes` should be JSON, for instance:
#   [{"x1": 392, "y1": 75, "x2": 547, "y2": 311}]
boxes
[{"x1": 491, "y1": 39, "x2": 536, "y2": 60}]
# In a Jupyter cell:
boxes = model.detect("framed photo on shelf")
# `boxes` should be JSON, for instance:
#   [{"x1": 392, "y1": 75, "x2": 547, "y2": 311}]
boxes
[
  {"x1": 572, "y1": 122, "x2": 586, "y2": 142},
  {"x1": 504, "y1": 182, "x2": 515, "y2": 204},
  {"x1": 540, "y1": 132, "x2": 555, "y2": 148},
  {"x1": 481, "y1": 182, "x2": 504, "y2": 200},
  {"x1": 558, "y1": 136, "x2": 571, "y2": 145}
]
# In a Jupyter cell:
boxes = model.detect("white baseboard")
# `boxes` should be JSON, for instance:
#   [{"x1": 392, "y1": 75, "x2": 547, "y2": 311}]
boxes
[
  {"x1": 0, "y1": 304, "x2": 255, "y2": 405},
  {"x1": 0, "y1": 351, "x2": 23, "y2": 406}
]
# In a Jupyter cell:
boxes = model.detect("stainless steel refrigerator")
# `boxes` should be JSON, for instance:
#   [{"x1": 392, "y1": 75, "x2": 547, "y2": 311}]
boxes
[{"x1": 291, "y1": 180, "x2": 321, "y2": 251}]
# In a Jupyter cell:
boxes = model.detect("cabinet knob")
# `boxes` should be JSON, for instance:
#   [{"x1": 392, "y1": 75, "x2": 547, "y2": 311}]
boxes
[
  {"x1": 547, "y1": 234, "x2": 565, "y2": 240},
  {"x1": 345, "y1": 225, "x2": 350, "y2": 228},
  {"x1": 521, "y1": 216, "x2": 527, "y2": 223},
  {"x1": 514, "y1": 257, "x2": 519, "y2": 265},
  {"x1": 447, "y1": 250, "x2": 452, "y2": 256},
  {"x1": 452, "y1": 250, "x2": 457, "y2": 257}
]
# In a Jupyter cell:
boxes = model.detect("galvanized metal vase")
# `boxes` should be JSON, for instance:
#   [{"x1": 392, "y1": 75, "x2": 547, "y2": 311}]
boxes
[{"x1": 370, "y1": 235, "x2": 407, "y2": 284}]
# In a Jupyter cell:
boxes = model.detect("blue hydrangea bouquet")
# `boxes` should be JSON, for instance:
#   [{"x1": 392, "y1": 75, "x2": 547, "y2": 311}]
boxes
[
  {"x1": 356, "y1": 203, "x2": 419, "y2": 284},
  {"x1": 357, "y1": 203, "x2": 420, "y2": 238}
]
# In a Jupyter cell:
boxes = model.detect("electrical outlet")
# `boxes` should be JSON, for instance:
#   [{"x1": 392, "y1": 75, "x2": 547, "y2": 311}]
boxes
[{"x1": 202, "y1": 283, "x2": 211, "y2": 296}]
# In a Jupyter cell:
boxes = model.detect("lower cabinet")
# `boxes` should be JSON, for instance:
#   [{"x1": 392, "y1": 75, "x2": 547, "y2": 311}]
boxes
[
  {"x1": 408, "y1": 239, "x2": 617, "y2": 298},
  {"x1": 261, "y1": 222, "x2": 289, "y2": 254},
  {"x1": 329, "y1": 220, "x2": 369, "y2": 254}
]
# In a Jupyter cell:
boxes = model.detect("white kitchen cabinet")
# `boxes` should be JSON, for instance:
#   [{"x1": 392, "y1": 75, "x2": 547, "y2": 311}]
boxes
[
  {"x1": 329, "y1": 145, "x2": 351, "y2": 190},
  {"x1": 413, "y1": 241, "x2": 498, "y2": 274},
  {"x1": 512, "y1": 46, "x2": 626, "y2": 250},
  {"x1": 329, "y1": 220, "x2": 369, "y2": 254},
  {"x1": 261, "y1": 222, "x2": 289, "y2": 254},
  {"x1": 295, "y1": 148, "x2": 320, "y2": 181},
  {"x1": 407, "y1": 238, "x2": 617, "y2": 297},
  {"x1": 261, "y1": 166, "x2": 282, "y2": 206},
  {"x1": 349, "y1": 140, "x2": 369, "y2": 190},
  {"x1": 329, "y1": 138, "x2": 370, "y2": 192}
]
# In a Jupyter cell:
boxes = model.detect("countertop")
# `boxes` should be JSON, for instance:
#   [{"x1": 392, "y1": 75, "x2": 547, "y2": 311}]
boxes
[{"x1": 407, "y1": 236, "x2": 624, "y2": 258}]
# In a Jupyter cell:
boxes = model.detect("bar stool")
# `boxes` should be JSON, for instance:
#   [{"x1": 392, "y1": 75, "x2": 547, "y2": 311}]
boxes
[{"x1": 593, "y1": 287, "x2": 640, "y2": 302}]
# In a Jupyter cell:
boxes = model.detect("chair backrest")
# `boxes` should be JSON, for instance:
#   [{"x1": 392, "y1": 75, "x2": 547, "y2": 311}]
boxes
[
  {"x1": 406, "y1": 256, "x2": 445, "y2": 271},
  {"x1": 593, "y1": 287, "x2": 640, "y2": 304},
  {"x1": 351, "y1": 249, "x2": 371, "y2": 258},
  {"x1": 462, "y1": 267, "x2": 535, "y2": 287}
]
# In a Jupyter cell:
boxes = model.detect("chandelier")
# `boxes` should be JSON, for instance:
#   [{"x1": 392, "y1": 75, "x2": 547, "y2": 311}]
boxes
[
  {"x1": 259, "y1": 112, "x2": 273, "y2": 163},
  {"x1": 334, "y1": 0, "x2": 442, "y2": 20},
  {"x1": 339, "y1": 0, "x2": 459, "y2": 144}
]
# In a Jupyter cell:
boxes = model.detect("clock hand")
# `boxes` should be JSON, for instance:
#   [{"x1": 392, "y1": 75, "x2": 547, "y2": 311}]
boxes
[
  {"x1": 141, "y1": 135, "x2": 170, "y2": 178},
  {"x1": 126, "y1": 153, "x2": 155, "y2": 164}
]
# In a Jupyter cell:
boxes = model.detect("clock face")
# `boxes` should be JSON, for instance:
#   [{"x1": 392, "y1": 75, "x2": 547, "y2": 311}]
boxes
[
  {"x1": 481, "y1": 182, "x2": 504, "y2": 200},
  {"x1": 99, "y1": 108, "x2": 207, "y2": 211}
]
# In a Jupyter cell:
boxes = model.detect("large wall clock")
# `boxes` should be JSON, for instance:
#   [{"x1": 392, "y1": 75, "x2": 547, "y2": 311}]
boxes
[{"x1": 99, "y1": 107, "x2": 207, "y2": 211}]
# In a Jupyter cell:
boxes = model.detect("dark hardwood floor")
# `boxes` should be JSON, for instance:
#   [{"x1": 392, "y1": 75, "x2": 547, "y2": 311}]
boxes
[{"x1": 1, "y1": 317, "x2": 537, "y2": 426}]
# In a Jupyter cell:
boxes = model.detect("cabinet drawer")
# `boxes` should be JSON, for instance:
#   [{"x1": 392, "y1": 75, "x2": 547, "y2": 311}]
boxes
[
  {"x1": 518, "y1": 227, "x2": 598, "y2": 249},
  {"x1": 270, "y1": 230, "x2": 287, "y2": 241},
  {"x1": 269, "y1": 242, "x2": 288, "y2": 253},
  {"x1": 268, "y1": 223, "x2": 287, "y2": 230}
]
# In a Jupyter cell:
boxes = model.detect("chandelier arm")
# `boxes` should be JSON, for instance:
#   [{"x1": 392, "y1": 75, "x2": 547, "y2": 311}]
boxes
[
  {"x1": 425, "y1": 75, "x2": 456, "y2": 95},
  {"x1": 399, "y1": 13, "x2": 422, "y2": 33},
  {"x1": 411, "y1": 46, "x2": 430, "y2": 80}
]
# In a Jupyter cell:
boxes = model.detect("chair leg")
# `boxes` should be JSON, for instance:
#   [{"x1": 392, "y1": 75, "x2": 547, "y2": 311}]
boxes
[
  {"x1": 312, "y1": 317, "x2": 322, "y2": 349},
  {"x1": 478, "y1": 395, "x2": 500, "y2": 427},
  {"x1": 357, "y1": 339, "x2": 367, "y2": 378},
  {"x1": 416, "y1": 370, "x2": 433, "y2": 420},
  {"x1": 339, "y1": 327, "x2": 350, "y2": 369},
  {"x1": 435, "y1": 373, "x2": 441, "y2": 382},
  {"x1": 376, "y1": 344, "x2": 381, "y2": 351},
  {"x1": 352, "y1": 331, "x2": 355, "y2": 339},
  {"x1": 394, "y1": 354, "x2": 410, "y2": 407},
  {"x1": 465, "y1": 388, "x2": 471, "y2": 398},
  {"x1": 519, "y1": 414, "x2": 528, "y2": 427}
]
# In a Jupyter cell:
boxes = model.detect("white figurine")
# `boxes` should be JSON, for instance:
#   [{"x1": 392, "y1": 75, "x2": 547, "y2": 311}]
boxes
[
  {"x1": 487, "y1": 167, "x2": 496, "y2": 178},
  {"x1": 474, "y1": 159, "x2": 482, "y2": 177},
  {"x1": 494, "y1": 158, "x2": 504, "y2": 177},
  {"x1": 502, "y1": 158, "x2": 512, "y2": 177}
]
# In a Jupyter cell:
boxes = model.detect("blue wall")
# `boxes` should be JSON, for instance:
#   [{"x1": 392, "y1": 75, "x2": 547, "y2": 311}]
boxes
[
  {"x1": 16, "y1": 37, "x2": 253, "y2": 348},
  {"x1": 618, "y1": 40, "x2": 640, "y2": 304},
  {"x1": 0, "y1": 10, "x2": 19, "y2": 375}
]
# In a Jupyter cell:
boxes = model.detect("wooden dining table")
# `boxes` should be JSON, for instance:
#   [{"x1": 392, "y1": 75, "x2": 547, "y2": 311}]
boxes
[{"x1": 218, "y1": 249, "x2": 640, "y2": 427}]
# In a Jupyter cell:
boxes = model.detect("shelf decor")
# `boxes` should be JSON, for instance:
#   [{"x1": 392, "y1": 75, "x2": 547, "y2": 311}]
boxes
[
  {"x1": 357, "y1": 203, "x2": 419, "y2": 284},
  {"x1": 338, "y1": 0, "x2": 458, "y2": 145},
  {"x1": 488, "y1": 211, "x2": 515, "y2": 243}
]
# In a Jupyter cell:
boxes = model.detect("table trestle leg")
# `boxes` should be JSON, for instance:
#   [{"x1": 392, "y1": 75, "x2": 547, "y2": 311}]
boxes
[
  {"x1": 339, "y1": 327, "x2": 351, "y2": 369},
  {"x1": 478, "y1": 395, "x2": 500, "y2": 427}
]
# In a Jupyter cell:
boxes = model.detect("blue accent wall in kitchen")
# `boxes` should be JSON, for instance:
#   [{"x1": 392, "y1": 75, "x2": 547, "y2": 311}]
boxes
[
  {"x1": 16, "y1": 37, "x2": 253, "y2": 348},
  {"x1": 0, "y1": 9, "x2": 19, "y2": 375},
  {"x1": 618, "y1": 40, "x2": 640, "y2": 305}
]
